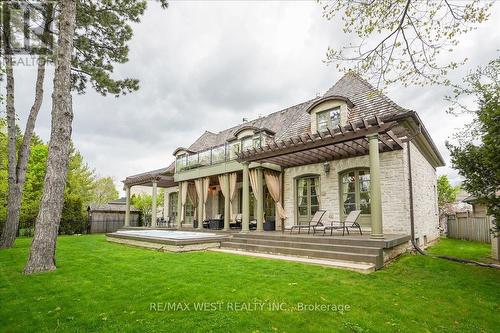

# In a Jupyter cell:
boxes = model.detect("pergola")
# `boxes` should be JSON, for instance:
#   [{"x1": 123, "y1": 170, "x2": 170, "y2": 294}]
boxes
[
  {"x1": 236, "y1": 112, "x2": 413, "y2": 238},
  {"x1": 122, "y1": 166, "x2": 176, "y2": 227}
]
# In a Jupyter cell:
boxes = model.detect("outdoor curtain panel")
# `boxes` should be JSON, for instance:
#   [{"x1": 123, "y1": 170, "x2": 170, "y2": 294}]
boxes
[
  {"x1": 218, "y1": 175, "x2": 229, "y2": 219},
  {"x1": 264, "y1": 170, "x2": 287, "y2": 219},
  {"x1": 229, "y1": 172, "x2": 238, "y2": 219},
  {"x1": 202, "y1": 177, "x2": 210, "y2": 220},
  {"x1": 249, "y1": 169, "x2": 263, "y2": 221},
  {"x1": 180, "y1": 181, "x2": 188, "y2": 222},
  {"x1": 194, "y1": 178, "x2": 203, "y2": 221},
  {"x1": 189, "y1": 181, "x2": 199, "y2": 220}
]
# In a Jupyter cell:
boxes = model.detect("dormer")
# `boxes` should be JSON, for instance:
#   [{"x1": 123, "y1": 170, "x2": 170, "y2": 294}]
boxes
[
  {"x1": 173, "y1": 147, "x2": 194, "y2": 157},
  {"x1": 306, "y1": 96, "x2": 354, "y2": 133}
]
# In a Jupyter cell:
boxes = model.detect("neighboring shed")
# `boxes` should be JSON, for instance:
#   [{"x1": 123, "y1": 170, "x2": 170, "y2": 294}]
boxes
[{"x1": 87, "y1": 201, "x2": 140, "y2": 233}]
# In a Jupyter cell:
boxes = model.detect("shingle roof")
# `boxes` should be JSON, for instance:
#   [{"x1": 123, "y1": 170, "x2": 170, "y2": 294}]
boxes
[
  {"x1": 183, "y1": 72, "x2": 408, "y2": 153},
  {"x1": 324, "y1": 71, "x2": 409, "y2": 123},
  {"x1": 88, "y1": 203, "x2": 140, "y2": 212}
]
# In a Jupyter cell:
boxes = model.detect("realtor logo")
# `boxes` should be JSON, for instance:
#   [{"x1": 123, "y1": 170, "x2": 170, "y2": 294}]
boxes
[{"x1": 1, "y1": 1, "x2": 55, "y2": 55}]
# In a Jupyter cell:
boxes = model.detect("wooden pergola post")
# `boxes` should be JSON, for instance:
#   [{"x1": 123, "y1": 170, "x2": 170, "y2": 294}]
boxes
[
  {"x1": 241, "y1": 162, "x2": 250, "y2": 232},
  {"x1": 368, "y1": 134, "x2": 384, "y2": 239},
  {"x1": 124, "y1": 185, "x2": 131, "y2": 227}
]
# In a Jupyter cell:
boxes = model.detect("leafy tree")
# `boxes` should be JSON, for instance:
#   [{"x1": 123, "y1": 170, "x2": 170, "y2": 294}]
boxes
[
  {"x1": 23, "y1": 0, "x2": 78, "y2": 274},
  {"x1": 92, "y1": 177, "x2": 119, "y2": 205},
  {"x1": 0, "y1": 1, "x2": 54, "y2": 248},
  {"x1": 320, "y1": 0, "x2": 493, "y2": 87},
  {"x1": 65, "y1": 148, "x2": 96, "y2": 209},
  {"x1": 131, "y1": 190, "x2": 165, "y2": 225},
  {"x1": 437, "y1": 175, "x2": 460, "y2": 213},
  {"x1": 1, "y1": 0, "x2": 167, "y2": 249},
  {"x1": 59, "y1": 196, "x2": 87, "y2": 235},
  {"x1": 132, "y1": 193, "x2": 152, "y2": 225},
  {"x1": 446, "y1": 57, "x2": 500, "y2": 233}
]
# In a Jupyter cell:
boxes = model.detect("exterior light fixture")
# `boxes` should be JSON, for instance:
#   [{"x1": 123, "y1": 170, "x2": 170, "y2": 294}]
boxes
[{"x1": 323, "y1": 162, "x2": 330, "y2": 174}]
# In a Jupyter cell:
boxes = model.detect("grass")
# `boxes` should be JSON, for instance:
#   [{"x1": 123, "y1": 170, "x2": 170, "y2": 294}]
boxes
[
  {"x1": 427, "y1": 238, "x2": 492, "y2": 262},
  {"x1": 0, "y1": 235, "x2": 499, "y2": 333}
]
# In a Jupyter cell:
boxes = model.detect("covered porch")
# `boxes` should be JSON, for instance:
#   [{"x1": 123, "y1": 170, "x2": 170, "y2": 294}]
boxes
[{"x1": 122, "y1": 167, "x2": 176, "y2": 228}]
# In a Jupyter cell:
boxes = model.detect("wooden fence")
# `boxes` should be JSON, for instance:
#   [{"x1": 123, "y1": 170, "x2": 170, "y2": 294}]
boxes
[{"x1": 447, "y1": 215, "x2": 492, "y2": 243}]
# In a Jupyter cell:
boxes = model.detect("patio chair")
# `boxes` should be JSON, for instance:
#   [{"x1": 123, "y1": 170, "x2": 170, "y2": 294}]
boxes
[
  {"x1": 284, "y1": 210, "x2": 326, "y2": 234},
  {"x1": 322, "y1": 210, "x2": 362, "y2": 236},
  {"x1": 208, "y1": 214, "x2": 224, "y2": 230},
  {"x1": 230, "y1": 214, "x2": 242, "y2": 229}
]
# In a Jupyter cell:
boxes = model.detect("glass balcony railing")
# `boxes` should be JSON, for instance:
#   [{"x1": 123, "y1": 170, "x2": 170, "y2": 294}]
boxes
[{"x1": 175, "y1": 136, "x2": 264, "y2": 173}]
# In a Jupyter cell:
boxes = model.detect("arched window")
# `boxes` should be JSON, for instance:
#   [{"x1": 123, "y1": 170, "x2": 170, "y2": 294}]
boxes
[
  {"x1": 340, "y1": 169, "x2": 371, "y2": 220},
  {"x1": 296, "y1": 175, "x2": 320, "y2": 225}
]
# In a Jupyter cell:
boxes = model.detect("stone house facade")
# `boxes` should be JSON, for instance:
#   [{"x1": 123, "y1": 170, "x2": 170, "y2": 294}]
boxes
[{"x1": 123, "y1": 72, "x2": 445, "y2": 248}]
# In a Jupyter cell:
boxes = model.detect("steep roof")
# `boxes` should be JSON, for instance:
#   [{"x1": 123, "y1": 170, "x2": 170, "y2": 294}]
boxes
[
  {"x1": 324, "y1": 71, "x2": 409, "y2": 122},
  {"x1": 183, "y1": 72, "x2": 408, "y2": 153}
]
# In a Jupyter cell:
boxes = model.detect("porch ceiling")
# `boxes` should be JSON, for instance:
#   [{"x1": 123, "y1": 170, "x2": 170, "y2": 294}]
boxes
[{"x1": 236, "y1": 113, "x2": 407, "y2": 168}]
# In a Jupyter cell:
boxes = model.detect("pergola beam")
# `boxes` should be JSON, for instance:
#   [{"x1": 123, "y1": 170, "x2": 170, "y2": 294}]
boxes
[{"x1": 238, "y1": 121, "x2": 397, "y2": 163}]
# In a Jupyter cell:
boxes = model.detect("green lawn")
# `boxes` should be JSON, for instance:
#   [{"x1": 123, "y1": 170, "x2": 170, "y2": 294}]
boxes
[
  {"x1": 0, "y1": 235, "x2": 499, "y2": 333},
  {"x1": 427, "y1": 237, "x2": 493, "y2": 262}
]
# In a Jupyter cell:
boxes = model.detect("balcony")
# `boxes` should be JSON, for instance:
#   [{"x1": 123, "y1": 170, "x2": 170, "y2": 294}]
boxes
[{"x1": 176, "y1": 137, "x2": 260, "y2": 173}]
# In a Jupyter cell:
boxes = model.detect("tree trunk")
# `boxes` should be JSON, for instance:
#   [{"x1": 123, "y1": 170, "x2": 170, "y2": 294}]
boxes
[
  {"x1": 0, "y1": 3, "x2": 52, "y2": 248},
  {"x1": 0, "y1": 3, "x2": 18, "y2": 249},
  {"x1": 24, "y1": 0, "x2": 77, "y2": 274}
]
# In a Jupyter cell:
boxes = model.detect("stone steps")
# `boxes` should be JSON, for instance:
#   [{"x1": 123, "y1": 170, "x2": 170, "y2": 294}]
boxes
[
  {"x1": 229, "y1": 232, "x2": 389, "y2": 247},
  {"x1": 221, "y1": 240, "x2": 383, "y2": 268},
  {"x1": 211, "y1": 248, "x2": 376, "y2": 274},
  {"x1": 229, "y1": 236, "x2": 382, "y2": 255}
]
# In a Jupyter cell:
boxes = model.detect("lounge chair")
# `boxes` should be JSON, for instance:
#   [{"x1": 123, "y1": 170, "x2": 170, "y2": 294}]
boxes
[
  {"x1": 285, "y1": 210, "x2": 326, "y2": 234},
  {"x1": 318, "y1": 210, "x2": 362, "y2": 236}
]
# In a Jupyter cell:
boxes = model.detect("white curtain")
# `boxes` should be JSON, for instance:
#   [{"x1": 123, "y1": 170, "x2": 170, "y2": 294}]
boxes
[
  {"x1": 180, "y1": 181, "x2": 188, "y2": 222},
  {"x1": 218, "y1": 175, "x2": 229, "y2": 219},
  {"x1": 264, "y1": 170, "x2": 287, "y2": 219},
  {"x1": 194, "y1": 179, "x2": 203, "y2": 221},
  {"x1": 202, "y1": 177, "x2": 210, "y2": 220},
  {"x1": 187, "y1": 182, "x2": 198, "y2": 220},
  {"x1": 229, "y1": 172, "x2": 238, "y2": 220},
  {"x1": 249, "y1": 169, "x2": 262, "y2": 220}
]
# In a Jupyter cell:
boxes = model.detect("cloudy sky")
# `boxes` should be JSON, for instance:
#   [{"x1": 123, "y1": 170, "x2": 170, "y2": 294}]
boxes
[{"x1": 10, "y1": 1, "x2": 500, "y2": 195}]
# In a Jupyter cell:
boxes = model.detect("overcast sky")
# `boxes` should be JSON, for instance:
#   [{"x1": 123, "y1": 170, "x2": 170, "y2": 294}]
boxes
[{"x1": 9, "y1": 1, "x2": 500, "y2": 195}]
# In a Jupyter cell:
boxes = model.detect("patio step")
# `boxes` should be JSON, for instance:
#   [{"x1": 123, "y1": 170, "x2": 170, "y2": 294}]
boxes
[
  {"x1": 221, "y1": 241, "x2": 382, "y2": 267},
  {"x1": 231, "y1": 232, "x2": 387, "y2": 248},
  {"x1": 210, "y1": 248, "x2": 376, "y2": 274},
  {"x1": 228, "y1": 236, "x2": 382, "y2": 255}
]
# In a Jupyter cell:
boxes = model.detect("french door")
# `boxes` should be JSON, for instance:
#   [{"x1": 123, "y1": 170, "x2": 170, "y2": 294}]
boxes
[{"x1": 296, "y1": 176, "x2": 320, "y2": 224}]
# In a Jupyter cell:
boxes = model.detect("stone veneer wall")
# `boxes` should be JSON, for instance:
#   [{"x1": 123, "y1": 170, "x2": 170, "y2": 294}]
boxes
[
  {"x1": 403, "y1": 141, "x2": 440, "y2": 247},
  {"x1": 282, "y1": 141, "x2": 440, "y2": 245}
]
